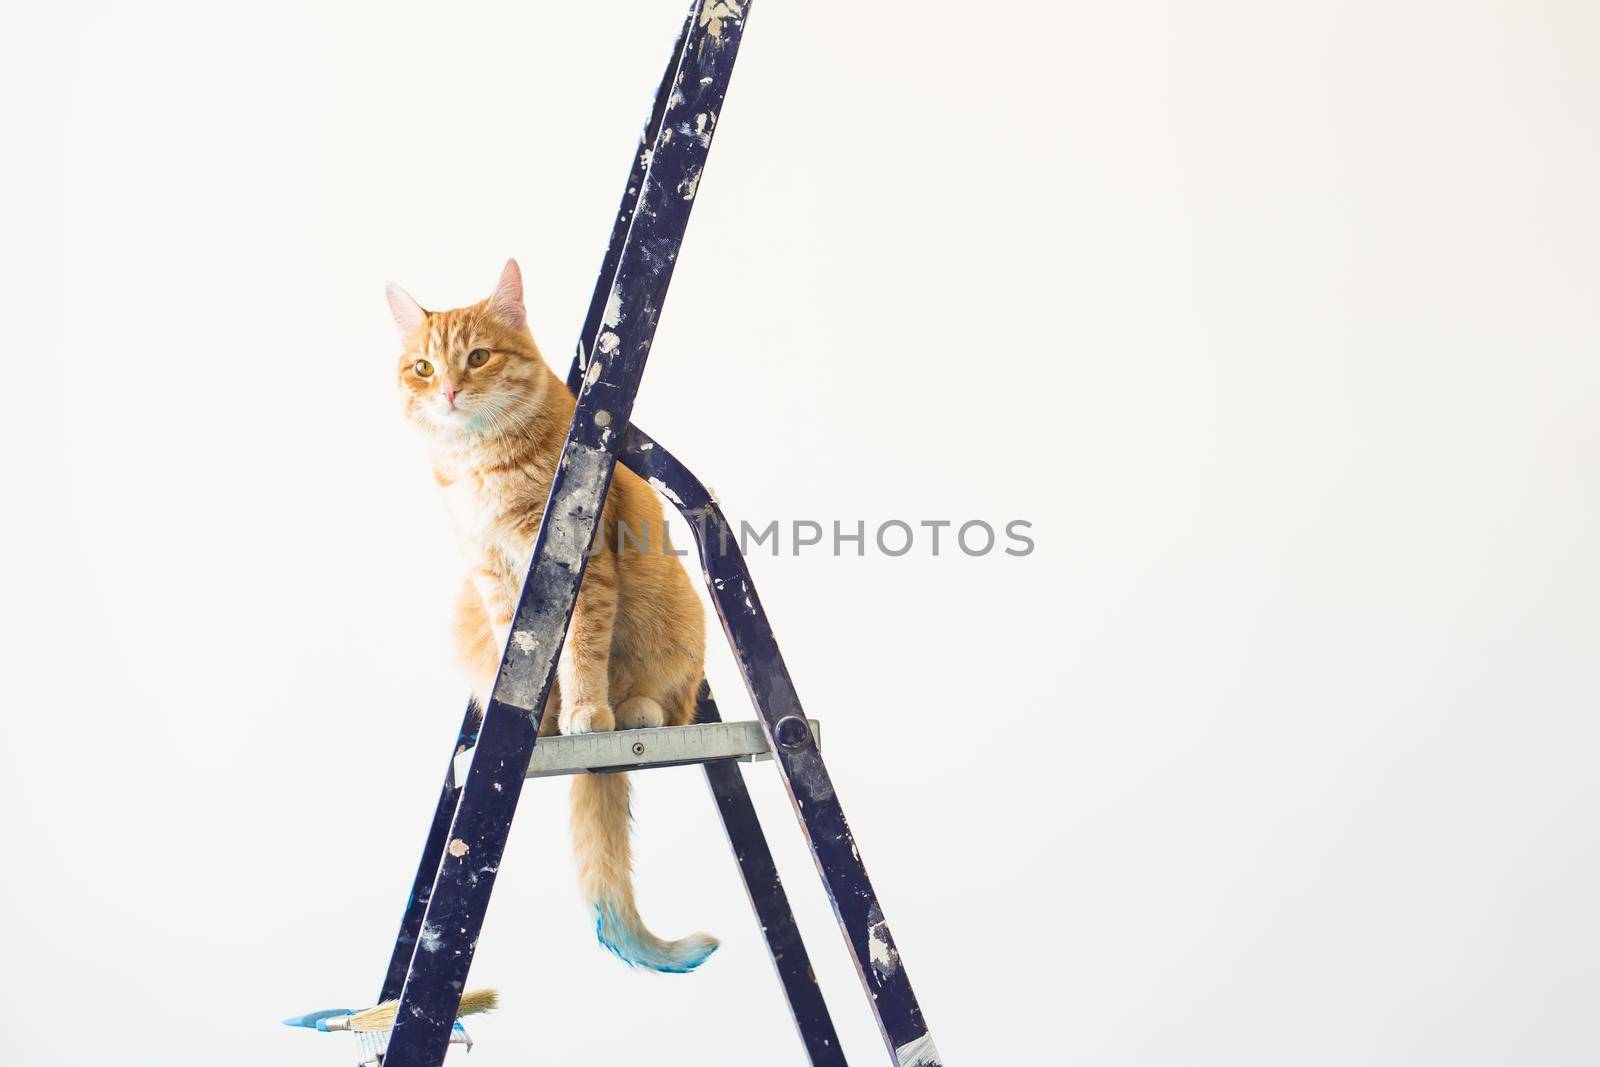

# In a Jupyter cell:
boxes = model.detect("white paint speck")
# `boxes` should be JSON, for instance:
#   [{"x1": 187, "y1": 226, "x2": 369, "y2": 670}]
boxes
[
  {"x1": 895, "y1": 1033, "x2": 942, "y2": 1067},
  {"x1": 646, "y1": 475, "x2": 686, "y2": 506}
]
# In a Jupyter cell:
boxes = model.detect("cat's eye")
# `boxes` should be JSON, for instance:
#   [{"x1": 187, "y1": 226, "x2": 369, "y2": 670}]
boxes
[
  {"x1": 413, "y1": 359, "x2": 434, "y2": 378},
  {"x1": 467, "y1": 348, "x2": 491, "y2": 368}
]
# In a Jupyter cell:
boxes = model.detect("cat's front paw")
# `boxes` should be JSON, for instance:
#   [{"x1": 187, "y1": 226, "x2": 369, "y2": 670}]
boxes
[{"x1": 561, "y1": 702, "x2": 615, "y2": 735}]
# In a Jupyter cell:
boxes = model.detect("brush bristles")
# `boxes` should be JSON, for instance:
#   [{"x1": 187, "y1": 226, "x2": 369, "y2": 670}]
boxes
[
  {"x1": 348, "y1": 987, "x2": 500, "y2": 1033},
  {"x1": 458, "y1": 988, "x2": 499, "y2": 1017}
]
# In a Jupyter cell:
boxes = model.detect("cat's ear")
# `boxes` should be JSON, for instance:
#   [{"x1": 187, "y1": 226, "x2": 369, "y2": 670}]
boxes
[
  {"x1": 386, "y1": 282, "x2": 427, "y2": 339},
  {"x1": 487, "y1": 258, "x2": 527, "y2": 331}
]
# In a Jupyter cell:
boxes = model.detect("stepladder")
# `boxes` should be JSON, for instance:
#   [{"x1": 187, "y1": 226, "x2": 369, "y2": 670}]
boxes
[{"x1": 334, "y1": 4, "x2": 942, "y2": 1064}]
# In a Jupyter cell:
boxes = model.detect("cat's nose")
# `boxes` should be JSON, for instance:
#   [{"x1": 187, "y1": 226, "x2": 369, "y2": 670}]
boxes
[{"x1": 442, "y1": 384, "x2": 458, "y2": 408}]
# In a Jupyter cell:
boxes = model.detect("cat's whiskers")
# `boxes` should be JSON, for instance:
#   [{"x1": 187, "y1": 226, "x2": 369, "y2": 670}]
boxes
[
  {"x1": 425, "y1": 387, "x2": 528, "y2": 444},
  {"x1": 468, "y1": 393, "x2": 524, "y2": 441}
]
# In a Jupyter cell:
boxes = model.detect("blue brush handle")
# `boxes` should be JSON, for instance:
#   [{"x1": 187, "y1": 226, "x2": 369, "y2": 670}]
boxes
[{"x1": 281, "y1": 1008, "x2": 352, "y2": 1030}]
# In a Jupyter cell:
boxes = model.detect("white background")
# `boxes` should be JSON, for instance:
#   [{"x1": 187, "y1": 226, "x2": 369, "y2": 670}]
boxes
[{"x1": 3, "y1": 2, "x2": 1597, "y2": 1064}]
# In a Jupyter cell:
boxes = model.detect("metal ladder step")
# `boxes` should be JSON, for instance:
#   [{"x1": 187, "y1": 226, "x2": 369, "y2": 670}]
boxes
[{"x1": 450, "y1": 720, "x2": 821, "y2": 783}]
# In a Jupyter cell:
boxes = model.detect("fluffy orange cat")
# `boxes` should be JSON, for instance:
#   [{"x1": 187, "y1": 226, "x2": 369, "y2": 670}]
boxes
[{"x1": 386, "y1": 259, "x2": 715, "y2": 972}]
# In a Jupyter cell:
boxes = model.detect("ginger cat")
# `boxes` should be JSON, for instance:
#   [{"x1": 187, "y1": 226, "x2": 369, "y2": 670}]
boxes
[{"x1": 386, "y1": 259, "x2": 715, "y2": 972}]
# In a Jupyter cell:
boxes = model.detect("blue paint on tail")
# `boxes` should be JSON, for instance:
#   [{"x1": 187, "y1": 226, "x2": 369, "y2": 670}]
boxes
[
  {"x1": 594, "y1": 903, "x2": 634, "y2": 968},
  {"x1": 594, "y1": 902, "x2": 718, "y2": 974}
]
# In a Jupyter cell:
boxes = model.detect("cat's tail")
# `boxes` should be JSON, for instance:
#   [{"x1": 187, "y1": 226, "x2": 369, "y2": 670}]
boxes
[{"x1": 570, "y1": 771, "x2": 719, "y2": 973}]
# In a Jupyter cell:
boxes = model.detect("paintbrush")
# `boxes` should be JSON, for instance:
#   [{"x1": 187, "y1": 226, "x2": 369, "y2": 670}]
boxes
[{"x1": 316, "y1": 988, "x2": 499, "y2": 1033}]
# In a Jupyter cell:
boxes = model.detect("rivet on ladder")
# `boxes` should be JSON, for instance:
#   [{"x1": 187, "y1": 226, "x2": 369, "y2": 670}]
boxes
[{"x1": 774, "y1": 716, "x2": 810, "y2": 749}]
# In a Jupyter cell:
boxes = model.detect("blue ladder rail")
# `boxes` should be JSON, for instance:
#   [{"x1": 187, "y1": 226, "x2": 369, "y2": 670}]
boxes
[{"x1": 374, "y1": 3, "x2": 939, "y2": 1065}]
